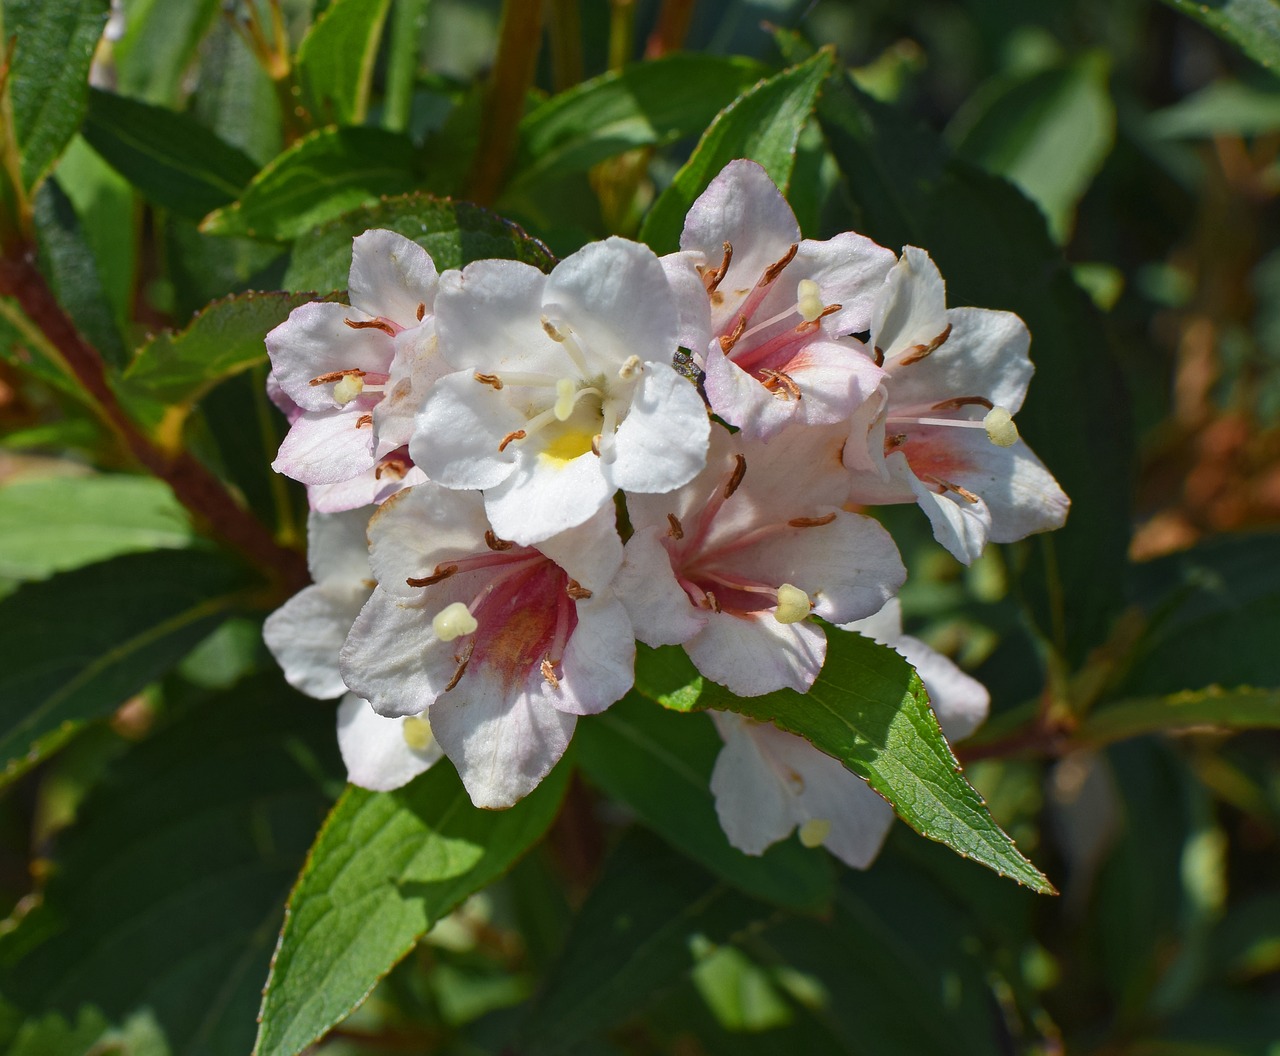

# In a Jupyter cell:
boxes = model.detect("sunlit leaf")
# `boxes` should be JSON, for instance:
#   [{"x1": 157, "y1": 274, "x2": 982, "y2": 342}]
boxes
[
  {"x1": 1161, "y1": 0, "x2": 1280, "y2": 72},
  {"x1": 295, "y1": 0, "x2": 393, "y2": 126}
]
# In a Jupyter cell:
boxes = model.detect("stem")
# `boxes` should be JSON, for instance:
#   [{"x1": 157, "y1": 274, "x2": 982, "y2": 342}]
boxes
[
  {"x1": 467, "y1": 0, "x2": 546, "y2": 206},
  {"x1": 546, "y1": 0, "x2": 583, "y2": 93},
  {"x1": 645, "y1": 0, "x2": 697, "y2": 58},
  {"x1": 0, "y1": 246, "x2": 309, "y2": 597},
  {"x1": 608, "y1": 0, "x2": 636, "y2": 71}
]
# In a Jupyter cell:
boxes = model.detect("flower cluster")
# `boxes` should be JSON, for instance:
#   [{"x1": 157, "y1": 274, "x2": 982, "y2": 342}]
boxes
[{"x1": 264, "y1": 160, "x2": 1068, "y2": 867}]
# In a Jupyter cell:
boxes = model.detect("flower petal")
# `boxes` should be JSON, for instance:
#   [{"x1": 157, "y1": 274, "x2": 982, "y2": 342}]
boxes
[
  {"x1": 273, "y1": 406, "x2": 381, "y2": 486},
  {"x1": 365, "y1": 483, "x2": 492, "y2": 599},
  {"x1": 608, "y1": 363, "x2": 709, "y2": 494},
  {"x1": 709, "y1": 712, "x2": 797, "y2": 855},
  {"x1": 265, "y1": 582, "x2": 370, "y2": 699},
  {"x1": 266, "y1": 301, "x2": 395, "y2": 410},
  {"x1": 347, "y1": 229, "x2": 439, "y2": 326},
  {"x1": 482, "y1": 446, "x2": 614, "y2": 546},
  {"x1": 411, "y1": 370, "x2": 524, "y2": 490},
  {"x1": 615, "y1": 526, "x2": 709, "y2": 646},
  {"x1": 686, "y1": 611, "x2": 826, "y2": 697},
  {"x1": 337, "y1": 692, "x2": 442, "y2": 792},
  {"x1": 871, "y1": 246, "x2": 948, "y2": 362},
  {"x1": 434, "y1": 259, "x2": 559, "y2": 372},
  {"x1": 553, "y1": 595, "x2": 636, "y2": 716}
]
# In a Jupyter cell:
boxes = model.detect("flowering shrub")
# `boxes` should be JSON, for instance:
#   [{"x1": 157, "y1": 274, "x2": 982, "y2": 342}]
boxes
[{"x1": 1, "y1": 2, "x2": 1278, "y2": 1055}]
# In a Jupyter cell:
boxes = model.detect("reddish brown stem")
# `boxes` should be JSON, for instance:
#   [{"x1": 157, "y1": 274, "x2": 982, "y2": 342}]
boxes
[
  {"x1": 0, "y1": 245, "x2": 309, "y2": 597},
  {"x1": 645, "y1": 0, "x2": 697, "y2": 58}
]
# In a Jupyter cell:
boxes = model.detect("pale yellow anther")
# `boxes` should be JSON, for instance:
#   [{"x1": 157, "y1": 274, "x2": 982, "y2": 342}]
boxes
[
  {"x1": 432, "y1": 602, "x2": 477, "y2": 642},
  {"x1": 797, "y1": 279, "x2": 825, "y2": 323},
  {"x1": 774, "y1": 583, "x2": 812, "y2": 624},
  {"x1": 332, "y1": 375, "x2": 364, "y2": 405},
  {"x1": 983, "y1": 406, "x2": 1019, "y2": 447},
  {"x1": 799, "y1": 818, "x2": 832, "y2": 848},
  {"x1": 401, "y1": 714, "x2": 435, "y2": 752},
  {"x1": 618, "y1": 355, "x2": 643, "y2": 380},
  {"x1": 554, "y1": 378, "x2": 577, "y2": 421}
]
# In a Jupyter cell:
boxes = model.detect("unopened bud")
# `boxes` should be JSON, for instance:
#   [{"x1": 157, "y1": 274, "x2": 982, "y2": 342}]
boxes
[
  {"x1": 983, "y1": 406, "x2": 1018, "y2": 447},
  {"x1": 432, "y1": 602, "x2": 477, "y2": 642}
]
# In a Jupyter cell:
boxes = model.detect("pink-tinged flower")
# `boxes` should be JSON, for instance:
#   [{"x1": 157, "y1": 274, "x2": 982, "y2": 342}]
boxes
[
  {"x1": 663, "y1": 160, "x2": 895, "y2": 440},
  {"x1": 339, "y1": 483, "x2": 635, "y2": 808},
  {"x1": 845, "y1": 246, "x2": 1069, "y2": 564},
  {"x1": 267, "y1": 229, "x2": 446, "y2": 493},
  {"x1": 616, "y1": 424, "x2": 905, "y2": 697},
  {"x1": 412, "y1": 237, "x2": 709, "y2": 546},
  {"x1": 711, "y1": 598, "x2": 991, "y2": 869},
  {"x1": 337, "y1": 694, "x2": 443, "y2": 792}
]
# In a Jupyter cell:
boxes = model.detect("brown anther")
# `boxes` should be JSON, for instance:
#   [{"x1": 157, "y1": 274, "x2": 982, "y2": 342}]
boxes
[
  {"x1": 724, "y1": 454, "x2": 747, "y2": 499},
  {"x1": 416, "y1": 302, "x2": 426, "y2": 321},
  {"x1": 541, "y1": 317, "x2": 565, "y2": 341},
  {"x1": 898, "y1": 323, "x2": 953, "y2": 366},
  {"x1": 666, "y1": 513, "x2": 684, "y2": 539},
  {"x1": 444, "y1": 656, "x2": 469, "y2": 692},
  {"x1": 565, "y1": 579, "x2": 592, "y2": 600},
  {"x1": 718, "y1": 314, "x2": 748, "y2": 354},
  {"x1": 789, "y1": 512, "x2": 837, "y2": 528},
  {"x1": 474, "y1": 372, "x2": 504, "y2": 389},
  {"x1": 484, "y1": 530, "x2": 514, "y2": 551},
  {"x1": 356, "y1": 414, "x2": 374, "y2": 428},
  {"x1": 873, "y1": 346, "x2": 885, "y2": 367},
  {"x1": 759, "y1": 369, "x2": 801, "y2": 400},
  {"x1": 344, "y1": 317, "x2": 396, "y2": 336},
  {"x1": 309, "y1": 368, "x2": 366, "y2": 386},
  {"x1": 924, "y1": 475, "x2": 980, "y2": 503},
  {"x1": 591, "y1": 434, "x2": 602, "y2": 456},
  {"x1": 498, "y1": 429, "x2": 526, "y2": 452},
  {"x1": 699, "y1": 241, "x2": 734, "y2": 293},
  {"x1": 375, "y1": 455, "x2": 410, "y2": 480},
  {"x1": 760, "y1": 243, "x2": 798, "y2": 286},
  {"x1": 705, "y1": 590, "x2": 721, "y2": 613},
  {"x1": 932, "y1": 395, "x2": 993, "y2": 411},
  {"x1": 541, "y1": 658, "x2": 560, "y2": 689},
  {"x1": 795, "y1": 303, "x2": 842, "y2": 335},
  {"x1": 406, "y1": 564, "x2": 458, "y2": 587},
  {"x1": 886, "y1": 433, "x2": 908, "y2": 449}
]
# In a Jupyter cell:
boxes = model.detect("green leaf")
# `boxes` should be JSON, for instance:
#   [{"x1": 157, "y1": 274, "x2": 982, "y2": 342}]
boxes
[
  {"x1": 576, "y1": 694, "x2": 835, "y2": 912},
  {"x1": 0, "y1": 679, "x2": 340, "y2": 1056},
  {"x1": 296, "y1": 0, "x2": 393, "y2": 126},
  {"x1": 519, "y1": 828, "x2": 769, "y2": 1055},
  {"x1": 0, "y1": 474, "x2": 194, "y2": 582},
  {"x1": 814, "y1": 67, "x2": 1132, "y2": 665},
  {"x1": 503, "y1": 53, "x2": 769, "y2": 195},
  {"x1": 1161, "y1": 0, "x2": 1280, "y2": 73},
  {"x1": 382, "y1": 0, "x2": 430, "y2": 132},
  {"x1": 1081, "y1": 688, "x2": 1280, "y2": 746},
  {"x1": 112, "y1": 0, "x2": 221, "y2": 106},
  {"x1": 200, "y1": 126, "x2": 419, "y2": 242},
  {"x1": 119, "y1": 290, "x2": 320, "y2": 426},
  {"x1": 1150, "y1": 79, "x2": 1280, "y2": 138},
  {"x1": 254, "y1": 758, "x2": 570, "y2": 1056},
  {"x1": 3, "y1": 0, "x2": 108, "y2": 189},
  {"x1": 283, "y1": 192, "x2": 555, "y2": 292},
  {"x1": 949, "y1": 52, "x2": 1115, "y2": 243},
  {"x1": 0, "y1": 548, "x2": 255, "y2": 782},
  {"x1": 695, "y1": 627, "x2": 1055, "y2": 894},
  {"x1": 640, "y1": 50, "x2": 834, "y2": 254},
  {"x1": 82, "y1": 87, "x2": 261, "y2": 219}
]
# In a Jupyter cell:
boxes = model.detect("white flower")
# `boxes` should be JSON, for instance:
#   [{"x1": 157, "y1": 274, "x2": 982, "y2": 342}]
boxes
[
  {"x1": 412, "y1": 237, "x2": 710, "y2": 545},
  {"x1": 336, "y1": 694, "x2": 443, "y2": 792},
  {"x1": 268, "y1": 230, "x2": 445, "y2": 495},
  {"x1": 845, "y1": 246, "x2": 1069, "y2": 564},
  {"x1": 616, "y1": 423, "x2": 905, "y2": 697},
  {"x1": 662, "y1": 160, "x2": 895, "y2": 440},
  {"x1": 339, "y1": 483, "x2": 635, "y2": 808},
  {"x1": 710, "y1": 597, "x2": 991, "y2": 869}
]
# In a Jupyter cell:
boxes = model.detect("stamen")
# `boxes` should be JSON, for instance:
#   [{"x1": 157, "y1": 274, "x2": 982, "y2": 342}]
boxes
[
  {"x1": 474, "y1": 372, "x2": 504, "y2": 389},
  {"x1": 759, "y1": 368, "x2": 801, "y2": 400},
  {"x1": 719, "y1": 315, "x2": 748, "y2": 354},
  {"x1": 554, "y1": 378, "x2": 577, "y2": 421},
  {"x1": 375, "y1": 452, "x2": 411, "y2": 480},
  {"x1": 983, "y1": 406, "x2": 1019, "y2": 447},
  {"x1": 407, "y1": 564, "x2": 457, "y2": 587},
  {"x1": 618, "y1": 355, "x2": 643, "y2": 380},
  {"x1": 774, "y1": 583, "x2": 812, "y2": 623},
  {"x1": 873, "y1": 346, "x2": 885, "y2": 367},
  {"x1": 798, "y1": 818, "x2": 832, "y2": 848},
  {"x1": 886, "y1": 433, "x2": 908, "y2": 449},
  {"x1": 794, "y1": 303, "x2": 841, "y2": 335},
  {"x1": 310, "y1": 368, "x2": 365, "y2": 386},
  {"x1": 498, "y1": 429, "x2": 527, "y2": 452},
  {"x1": 332, "y1": 374, "x2": 364, "y2": 404},
  {"x1": 724, "y1": 454, "x2": 747, "y2": 498},
  {"x1": 760, "y1": 244, "x2": 798, "y2": 286},
  {"x1": 401, "y1": 715, "x2": 434, "y2": 751},
  {"x1": 444, "y1": 651, "x2": 470, "y2": 692},
  {"x1": 898, "y1": 323, "x2": 953, "y2": 366},
  {"x1": 541, "y1": 657, "x2": 560, "y2": 689},
  {"x1": 432, "y1": 601, "x2": 477, "y2": 642},
  {"x1": 485, "y1": 530, "x2": 513, "y2": 551},
  {"x1": 667, "y1": 513, "x2": 684, "y2": 539},
  {"x1": 923, "y1": 475, "x2": 980, "y2": 503},
  {"x1": 416, "y1": 302, "x2": 426, "y2": 321},
  {"x1": 355, "y1": 414, "x2": 373, "y2": 428},
  {"x1": 705, "y1": 590, "x2": 721, "y2": 613},
  {"x1": 700, "y1": 241, "x2": 733, "y2": 293},
  {"x1": 933, "y1": 395, "x2": 993, "y2": 412},
  {"x1": 796, "y1": 279, "x2": 824, "y2": 322},
  {"x1": 540, "y1": 314, "x2": 590, "y2": 376},
  {"x1": 344, "y1": 317, "x2": 396, "y2": 336},
  {"x1": 565, "y1": 579, "x2": 592, "y2": 600},
  {"x1": 591, "y1": 434, "x2": 601, "y2": 456},
  {"x1": 789, "y1": 513, "x2": 837, "y2": 528}
]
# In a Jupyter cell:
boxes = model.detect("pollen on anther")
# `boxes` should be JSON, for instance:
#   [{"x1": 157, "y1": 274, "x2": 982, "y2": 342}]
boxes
[
  {"x1": 485, "y1": 529, "x2": 513, "y2": 551},
  {"x1": 789, "y1": 513, "x2": 837, "y2": 528},
  {"x1": 416, "y1": 302, "x2": 426, "y2": 321},
  {"x1": 344, "y1": 317, "x2": 396, "y2": 336},
  {"x1": 541, "y1": 658, "x2": 560, "y2": 689},
  {"x1": 983, "y1": 406, "x2": 1019, "y2": 447},
  {"x1": 566, "y1": 579, "x2": 592, "y2": 600},
  {"x1": 666, "y1": 513, "x2": 684, "y2": 539},
  {"x1": 774, "y1": 583, "x2": 812, "y2": 623},
  {"x1": 407, "y1": 564, "x2": 457, "y2": 587},
  {"x1": 432, "y1": 601, "x2": 477, "y2": 642},
  {"x1": 724, "y1": 454, "x2": 747, "y2": 498},
  {"x1": 798, "y1": 818, "x2": 832, "y2": 848},
  {"x1": 474, "y1": 371, "x2": 504, "y2": 389},
  {"x1": 498, "y1": 429, "x2": 526, "y2": 452},
  {"x1": 541, "y1": 315, "x2": 567, "y2": 342},
  {"x1": 618, "y1": 355, "x2": 643, "y2": 380},
  {"x1": 401, "y1": 714, "x2": 434, "y2": 751}
]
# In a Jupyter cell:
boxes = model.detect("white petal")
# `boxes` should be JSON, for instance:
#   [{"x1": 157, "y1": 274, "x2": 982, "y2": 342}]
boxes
[
  {"x1": 787, "y1": 232, "x2": 897, "y2": 336},
  {"x1": 553, "y1": 595, "x2": 635, "y2": 715},
  {"x1": 686, "y1": 612, "x2": 826, "y2": 697},
  {"x1": 265, "y1": 582, "x2": 370, "y2": 699},
  {"x1": 411, "y1": 370, "x2": 524, "y2": 490},
  {"x1": 347, "y1": 230, "x2": 439, "y2": 326},
  {"x1": 615, "y1": 526, "x2": 708, "y2": 646},
  {"x1": 483, "y1": 446, "x2": 614, "y2": 546},
  {"x1": 307, "y1": 463, "x2": 427, "y2": 514},
  {"x1": 895, "y1": 634, "x2": 990, "y2": 742},
  {"x1": 365, "y1": 484, "x2": 492, "y2": 598},
  {"x1": 659, "y1": 250, "x2": 714, "y2": 354},
  {"x1": 434, "y1": 259, "x2": 559, "y2": 372},
  {"x1": 871, "y1": 246, "x2": 948, "y2": 363},
  {"x1": 306, "y1": 507, "x2": 374, "y2": 585},
  {"x1": 908, "y1": 467, "x2": 993, "y2": 566},
  {"x1": 337, "y1": 693, "x2": 442, "y2": 792},
  {"x1": 709, "y1": 712, "x2": 798, "y2": 855},
  {"x1": 373, "y1": 324, "x2": 447, "y2": 450},
  {"x1": 534, "y1": 503, "x2": 625, "y2": 595},
  {"x1": 273, "y1": 407, "x2": 380, "y2": 486},
  {"x1": 266, "y1": 301, "x2": 395, "y2": 410},
  {"x1": 608, "y1": 363, "x2": 709, "y2": 494}
]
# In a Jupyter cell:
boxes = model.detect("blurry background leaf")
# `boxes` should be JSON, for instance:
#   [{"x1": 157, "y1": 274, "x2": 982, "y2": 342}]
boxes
[
  {"x1": 1149, "y1": 79, "x2": 1280, "y2": 138},
  {"x1": 111, "y1": 0, "x2": 221, "y2": 106},
  {"x1": 1081, "y1": 687, "x2": 1280, "y2": 745},
  {"x1": 1161, "y1": 0, "x2": 1280, "y2": 72},
  {"x1": 295, "y1": 0, "x2": 393, "y2": 127}
]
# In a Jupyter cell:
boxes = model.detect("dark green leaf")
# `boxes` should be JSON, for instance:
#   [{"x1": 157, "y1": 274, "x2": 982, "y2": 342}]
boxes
[
  {"x1": 0, "y1": 679, "x2": 340, "y2": 1056},
  {"x1": 82, "y1": 87, "x2": 261, "y2": 220},
  {"x1": 1081, "y1": 688, "x2": 1280, "y2": 746},
  {"x1": 695, "y1": 628, "x2": 1055, "y2": 894},
  {"x1": 1150, "y1": 79, "x2": 1280, "y2": 138},
  {"x1": 576, "y1": 694, "x2": 836, "y2": 912},
  {"x1": 503, "y1": 53, "x2": 769, "y2": 194},
  {"x1": 32, "y1": 177, "x2": 127, "y2": 368},
  {"x1": 0, "y1": 474, "x2": 193, "y2": 581},
  {"x1": 382, "y1": 0, "x2": 430, "y2": 132},
  {"x1": 949, "y1": 52, "x2": 1115, "y2": 243},
  {"x1": 639, "y1": 49, "x2": 834, "y2": 253},
  {"x1": 3, "y1": 0, "x2": 108, "y2": 189},
  {"x1": 200, "y1": 127, "x2": 419, "y2": 242},
  {"x1": 1161, "y1": 0, "x2": 1280, "y2": 73},
  {"x1": 519, "y1": 828, "x2": 769, "y2": 1055},
  {"x1": 283, "y1": 192, "x2": 555, "y2": 292},
  {"x1": 295, "y1": 0, "x2": 393, "y2": 126},
  {"x1": 0, "y1": 548, "x2": 255, "y2": 782},
  {"x1": 254, "y1": 758, "x2": 570, "y2": 1056},
  {"x1": 112, "y1": 0, "x2": 221, "y2": 106}
]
